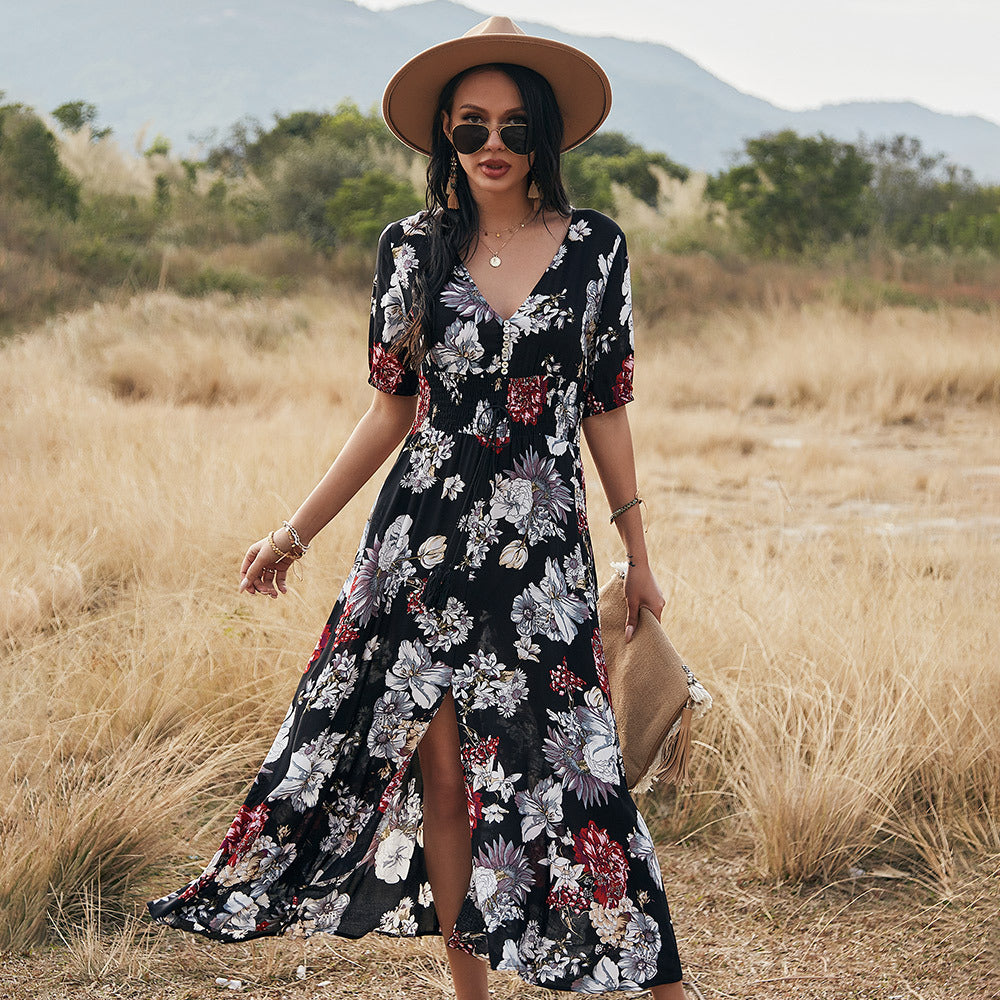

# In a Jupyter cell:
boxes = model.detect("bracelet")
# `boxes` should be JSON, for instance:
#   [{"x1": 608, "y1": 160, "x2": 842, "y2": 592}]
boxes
[
  {"x1": 269, "y1": 530, "x2": 296, "y2": 563},
  {"x1": 609, "y1": 491, "x2": 643, "y2": 524},
  {"x1": 282, "y1": 520, "x2": 309, "y2": 555}
]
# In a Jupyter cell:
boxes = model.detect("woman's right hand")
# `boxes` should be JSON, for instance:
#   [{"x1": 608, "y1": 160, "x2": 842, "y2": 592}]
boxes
[{"x1": 240, "y1": 535, "x2": 294, "y2": 598}]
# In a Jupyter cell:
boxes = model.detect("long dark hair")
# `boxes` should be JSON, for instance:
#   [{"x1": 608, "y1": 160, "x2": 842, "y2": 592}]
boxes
[{"x1": 396, "y1": 62, "x2": 572, "y2": 370}]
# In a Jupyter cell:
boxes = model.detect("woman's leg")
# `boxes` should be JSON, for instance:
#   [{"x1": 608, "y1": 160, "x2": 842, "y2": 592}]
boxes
[
  {"x1": 418, "y1": 691, "x2": 489, "y2": 1000},
  {"x1": 650, "y1": 981, "x2": 688, "y2": 1000}
]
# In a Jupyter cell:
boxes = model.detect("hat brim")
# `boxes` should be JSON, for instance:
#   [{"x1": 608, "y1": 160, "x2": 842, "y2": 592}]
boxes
[{"x1": 382, "y1": 33, "x2": 612, "y2": 155}]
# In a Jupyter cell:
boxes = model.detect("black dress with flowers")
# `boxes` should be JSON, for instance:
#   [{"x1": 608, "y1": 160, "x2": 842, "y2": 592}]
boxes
[{"x1": 148, "y1": 208, "x2": 684, "y2": 991}]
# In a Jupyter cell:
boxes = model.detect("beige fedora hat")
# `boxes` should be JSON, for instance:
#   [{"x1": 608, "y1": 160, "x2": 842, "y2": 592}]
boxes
[{"x1": 382, "y1": 15, "x2": 612, "y2": 155}]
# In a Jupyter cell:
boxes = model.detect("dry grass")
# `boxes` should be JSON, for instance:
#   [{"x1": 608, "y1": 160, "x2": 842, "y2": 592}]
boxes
[{"x1": 1, "y1": 287, "x2": 998, "y2": 996}]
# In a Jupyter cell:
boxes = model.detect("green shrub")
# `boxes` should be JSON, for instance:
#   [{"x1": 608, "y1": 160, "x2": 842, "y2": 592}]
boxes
[
  {"x1": 0, "y1": 102, "x2": 80, "y2": 216},
  {"x1": 325, "y1": 170, "x2": 422, "y2": 247},
  {"x1": 176, "y1": 266, "x2": 267, "y2": 297}
]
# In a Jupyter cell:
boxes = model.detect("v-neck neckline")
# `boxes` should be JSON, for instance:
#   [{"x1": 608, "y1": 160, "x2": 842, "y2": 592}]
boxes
[{"x1": 458, "y1": 208, "x2": 577, "y2": 324}]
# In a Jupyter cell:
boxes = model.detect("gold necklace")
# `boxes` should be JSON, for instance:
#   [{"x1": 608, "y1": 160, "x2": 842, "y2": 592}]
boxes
[{"x1": 481, "y1": 210, "x2": 534, "y2": 268}]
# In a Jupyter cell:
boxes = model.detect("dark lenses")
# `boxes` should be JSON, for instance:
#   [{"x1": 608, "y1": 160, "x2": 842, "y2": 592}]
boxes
[{"x1": 451, "y1": 123, "x2": 531, "y2": 156}]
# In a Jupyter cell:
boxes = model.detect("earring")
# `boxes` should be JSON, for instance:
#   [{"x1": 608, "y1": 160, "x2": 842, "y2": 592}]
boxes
[
  {"x1": 447, "y1": 152, "x2": 459, "y2": 210},
  {"x1": 527, "y1": 173, "x2": 541, "y2": 211}
]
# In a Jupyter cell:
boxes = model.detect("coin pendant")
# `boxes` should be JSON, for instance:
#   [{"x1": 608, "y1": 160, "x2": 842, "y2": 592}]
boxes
[{"x1": 489, "y1": 255, "x2": 502, "y2": 268}]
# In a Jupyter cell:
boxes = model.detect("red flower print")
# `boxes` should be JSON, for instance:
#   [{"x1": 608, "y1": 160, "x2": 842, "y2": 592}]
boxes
[
  {"x1": 549, "y1": 657, "x2": 587, "y2": 696},
  {"x1": 507, "y1": 376, "x2": 547, "y2": 425},
  {"x1": 219, "y1": 803, "x2": 270, "y2": 868},
  {"x1": 466, "y1": 787, "x2": 483, "y2": 830},
  {"x1": 332, "y1": 607, "x2": 360, "y2": 648},
  {"x1": 407, "y1": 581, "x2": 427, "y2": 614},
  {"x1": 305, "y1": 624, "x2": 332, "y2": 672},
  {"x1": 592, "y1": 629, "x2": 609, "y2": 696},
  {"x1": 547, "y1": 884, "x2": 590, "y2": 915},
  {"x1": 613, "y1": 355, "x2": 634, "y2": 407},
  {"x1": 573, "y1": 820, "x2": 629, "y2": 906},
  {"x1": 461, "y1": 735, "x2": 500, "y2": 781},
  {"x1": 413, "y1": 372, "x2": 430, "y2": 430},
  {"x1": 370, "y1": 343, "x2": 405, "y2": 394}
]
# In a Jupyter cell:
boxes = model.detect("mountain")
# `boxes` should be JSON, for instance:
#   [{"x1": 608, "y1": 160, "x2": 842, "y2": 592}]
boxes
[{"x1": 2, "y1": 0, "x2": 998, "y2": 181}]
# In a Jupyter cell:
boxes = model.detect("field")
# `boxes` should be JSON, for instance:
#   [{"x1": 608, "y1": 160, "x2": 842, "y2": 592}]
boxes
[{"x1": 1, "y1": 275, "x2": 998, "y2": 999}]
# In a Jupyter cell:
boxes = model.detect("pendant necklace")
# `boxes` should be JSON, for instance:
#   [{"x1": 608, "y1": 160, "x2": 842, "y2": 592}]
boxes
[{"x1": 482, "y1": 210, "x2": 534, "y2": 268}]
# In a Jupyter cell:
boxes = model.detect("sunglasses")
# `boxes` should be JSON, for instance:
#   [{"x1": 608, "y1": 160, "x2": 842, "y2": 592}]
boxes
[{"x1": 450, "y1": 122, "x2": 533, "y2": 156}]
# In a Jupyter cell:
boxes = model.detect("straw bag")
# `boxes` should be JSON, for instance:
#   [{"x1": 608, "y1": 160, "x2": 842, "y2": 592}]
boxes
[{"x1": 597, "y1": 562, "x2": 712, "y2": 793}]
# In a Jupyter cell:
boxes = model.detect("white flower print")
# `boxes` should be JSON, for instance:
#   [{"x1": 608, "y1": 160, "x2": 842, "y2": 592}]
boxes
[
  {"x1": 415, "y1": 595, "x2": 472, "y2": 651},
  {"x1": 514, "y1": 635, "x2": 541, "y2": 661},
  {"x1": 491, "y1": 475, "x2": 534, "y2": 525},
  {"x1": 417, "y1": 535, "x2": 448, "y2": 568},
  {"x1": 374, "y1": 828, "x2": 414, "y2": 884},
  {"x1": 378, "y1": 895, "x2": 418, "y2": 934},
  {"x1": 368, "y1": 689, "x2": 415, "y2": 762},
  {"x1": 621, "y1": 258, "x2": 633, "y2": 327},
  {"x1": 309, "y1": 651, "x2": 360, "y2": 711},
  {"x1": 350, "y1": 514, "x2": 416, "y2": 626},
  {"x1": 482, "y1": 802, "x2": 508, "y2": 824},
  {"x1": 386, "y1": 639, "x2": 451, "y2": 709},
  {"x1": 401, "y1": 427, "x2": 454, "y2": 494},
  {"x1": 392, "y1": 242, "x2": 418, "y2": 286},
  {"x1": 630, "y1": 812, "x2": 665, "y2": 889},
  {"x1": 567, "y1": 218, "x2": 592, "y2": 241},
  {"x1": 299, "y1": 890, "x2": 349, "y2": 932},
  {"x1": 418, "y1": 881, "x2": 434, "y2": 907},
  {"x1": 515, "y1": 776, "x2": 563, "y2": 841},
  {"x1": 498, "y1": 538, "x2": 529, "y2": 569},
  {"x1": 578, "y1": 688, "x2": 622, "y2": 786},
  {"x1": 442, "y1": 473, "x2": 465, "y2": 499},
  {"x1": 209, "y1": 891, "x2": 259, "y2": 937},
  {"x1": 379, "y1": 271, "x2": 407, "y2": 345},
  {"x1": 430, "y1": 319, "x2": 486, "y2": 375},
  {"x1": 542, "y1": 707, "x2": 617, "y2": 807},
  {"x1": 515, "y1": 556, "x2": 589, "y2": 644},
  {"x1": 458, "y1": 499, "x2": 501, "y2": 568},
  {"x1": 573, "y1": 955, "x2": 643, "y2": 992},
  {"x1": 269, "y1": 749, "x2": 333, "y2": 810},
  {"x1": 490, "y1": 668, "x2": 530, "y2": 718},
  {"x1": 319, "y1": 794, "x2": 373, "y2": 855},
  {"x1": 473, "y1": 836, "x2": 535, "y2": 931}
]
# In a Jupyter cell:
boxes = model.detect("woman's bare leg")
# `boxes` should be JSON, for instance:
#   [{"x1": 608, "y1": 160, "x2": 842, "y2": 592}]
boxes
[
  {"x1": 651, "y1": 981, "x2": 688, "y2": 1000},
  {"x1": 418, "y1": 691, "x2": 489, "y2": 1000}
]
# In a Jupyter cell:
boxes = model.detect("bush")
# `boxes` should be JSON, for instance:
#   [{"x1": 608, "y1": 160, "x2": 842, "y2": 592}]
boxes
[
  {"x1": 325, "y1": 170, "x2": 422, "y2": 247},
  {"x1": 707, "y1": 130, "x2": 873, "y2": 255},
  {"x1": 0, "y1": 101, "x2": 80, "y2": 217}
]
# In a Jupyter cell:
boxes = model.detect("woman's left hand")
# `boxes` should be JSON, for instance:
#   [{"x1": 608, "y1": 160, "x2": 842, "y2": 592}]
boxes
[{"x1": 623, "y1": 561, "x2": 665, "y2": 643}]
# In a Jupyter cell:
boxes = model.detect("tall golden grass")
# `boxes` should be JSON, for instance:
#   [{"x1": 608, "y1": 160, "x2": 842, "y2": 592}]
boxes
[{"x1": 1, "y1": 285, "x2": 997, "y2": 954}]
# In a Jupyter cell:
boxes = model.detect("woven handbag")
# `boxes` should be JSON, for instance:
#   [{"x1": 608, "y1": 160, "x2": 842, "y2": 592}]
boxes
[{"x1": 597, "y1": 562, "x2": 712, "y2": 793}]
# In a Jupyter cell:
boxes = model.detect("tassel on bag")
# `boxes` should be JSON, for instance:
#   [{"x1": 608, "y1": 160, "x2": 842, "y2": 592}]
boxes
[
  {"x1": 447, "y1": 153, "x2": 460, "y2": 210},
  {"x1": 655, "y1": 704, "x2": 693, "y2": 785}
]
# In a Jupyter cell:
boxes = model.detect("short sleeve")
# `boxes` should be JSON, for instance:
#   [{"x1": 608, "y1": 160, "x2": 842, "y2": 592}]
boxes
[
  {"x1": 367, "y1": 223, "x2": 419, "y2": 397},
  {"x1": 582, "y1": 230, "x2": 635, "y2": 418}
]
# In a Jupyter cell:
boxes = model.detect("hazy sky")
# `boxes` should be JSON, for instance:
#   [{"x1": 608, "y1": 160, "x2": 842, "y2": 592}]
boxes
[{"x1": 358, "y1": 0, "x2": 1000, "y2": 127}]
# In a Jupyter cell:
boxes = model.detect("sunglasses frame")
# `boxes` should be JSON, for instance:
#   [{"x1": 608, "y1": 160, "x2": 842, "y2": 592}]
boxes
[{"x1": 450, "y1": 122, "x2": 533, "y2": 156}]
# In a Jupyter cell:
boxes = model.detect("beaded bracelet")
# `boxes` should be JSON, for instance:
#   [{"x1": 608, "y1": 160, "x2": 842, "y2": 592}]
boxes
[
  {"x1": 609, "y1": 491, "x2": 644, "y2": 524},
  {"x1": 282, "y1": 520, "x2": 310, "y2": 555},
  {"x1": 268, "y1": 530, "x2": 295, "y2": 563}
]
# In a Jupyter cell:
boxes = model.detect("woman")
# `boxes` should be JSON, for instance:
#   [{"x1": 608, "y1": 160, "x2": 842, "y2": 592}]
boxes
[{"x1": 148, "y1": 16, "x2": 688, "y2": 999}]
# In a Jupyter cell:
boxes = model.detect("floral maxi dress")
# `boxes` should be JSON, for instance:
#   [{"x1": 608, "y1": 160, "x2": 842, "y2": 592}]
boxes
[{"x1": 148, "y1": 208, "x2": 684, "y2": 992}]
